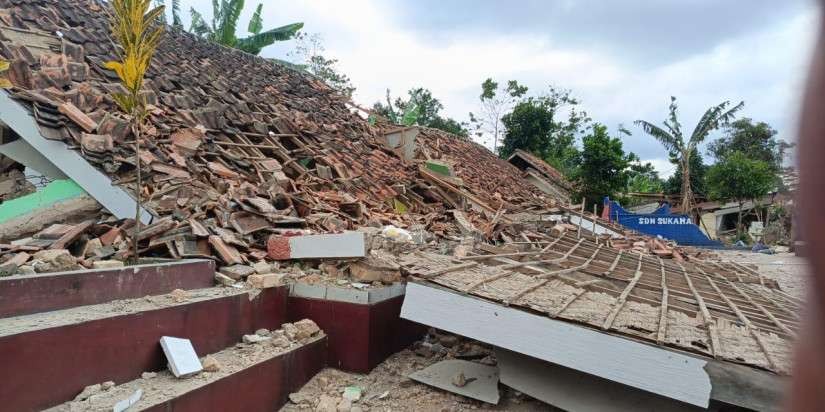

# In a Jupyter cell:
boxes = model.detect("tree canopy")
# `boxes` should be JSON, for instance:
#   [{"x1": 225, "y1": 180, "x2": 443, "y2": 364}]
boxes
[
  {"x1": 372, "y1": 88, "x2": 469, "y2": 136},
  {"x1": 705, "y1": 151, "x2": 775, "y2": 237},
  {"x1": 499, "y1": 88, "x2": 589, "y2": 175},
  {"x1": 574, "y1": 124, "x2": 633, "y2": 210},
  {"x1": 635, "y1": 96, "x2": 743, "y2": 213},
  {"x1": 708, "y1": 118, "x2": 786, "y2": 172},
  {"x1": 469, "y1": 79, "x2": 528, "y2": 152},
  {"x1": 287, "y1": 33, "x2": 355, "y2": 96},
  {"x1": 189, "y1": 0, "x2": 303, "y2": 55}
]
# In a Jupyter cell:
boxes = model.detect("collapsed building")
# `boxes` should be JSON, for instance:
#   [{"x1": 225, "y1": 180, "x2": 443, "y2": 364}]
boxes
[{"x1": 0, "y1": 1, "x2": 800, "y2": 411}]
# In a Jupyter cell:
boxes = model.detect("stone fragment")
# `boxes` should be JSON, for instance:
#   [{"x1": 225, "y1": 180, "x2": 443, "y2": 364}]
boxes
[
  {"x1": 243, "y1": 334, "x2": 271, "y2": 344},
  {"x1": 252, "y1": 260, "x2": 276, "y2": 274},
  {"x1": 294, "y1": 319, "x2": 321, "y2": 340},
  {"x1": 201, "y1": 355, "x2": 221, "y2": 372},
  {"x1": 74, "y1": 383, "x2": 101, "y2": 401},
  {"x1": 336, "y1": 398, "x2": 352, "y2": 412},
  {"x1": 169, "y1": 288, "x2": 188, "y2": 303},
  {"x1": 141, "y1": 372, "x2": 157, "y2": 379},
  {"x1": 101, "y1": 381, "x2": 115, "y2": 391},
  {"x1": 315, "y1": 394, "x2": 338, "y2": 412},
  {"x1": 247, "y1": 273, "x2": 285, "y2": 289},
  {"x1": 92, "y1": 260, "x2": 124, "y2": 269},
  {"x1": 281, "y1": 323, "x2": 299, "y2": 340},
  {"x1": 32, "y1": 249, "x2": 80, "y2": 273},
  {"x1": 214, "y1": 272, "x2": 235, "y2": 286},
  {"x1": 219, "y1": 264, "x2": 255, "y2": 280},
  {"x1": 348, "y1": 251, "x2": 401, "y2": 284}
]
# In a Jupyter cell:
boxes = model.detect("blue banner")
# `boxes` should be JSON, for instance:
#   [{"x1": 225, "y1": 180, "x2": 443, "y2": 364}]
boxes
[{"x1": 605, "y1": 197, "x2": 721, "y2": 247}]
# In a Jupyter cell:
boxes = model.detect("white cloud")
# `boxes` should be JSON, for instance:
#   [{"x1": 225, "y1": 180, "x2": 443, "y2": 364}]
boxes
[{"x1": 176, "y1": 0, "x2": 818, "y2": 163}]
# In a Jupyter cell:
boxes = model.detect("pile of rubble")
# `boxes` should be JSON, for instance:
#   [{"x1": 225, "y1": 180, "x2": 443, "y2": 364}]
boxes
[{"x1": 0, "y1": 154, "x2": 34, "y2": 202}]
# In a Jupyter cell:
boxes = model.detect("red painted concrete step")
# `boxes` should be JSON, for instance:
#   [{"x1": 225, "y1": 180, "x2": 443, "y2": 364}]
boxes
[
  {"x1": 45, "y1": 336, "x2": 327, "y2": 412},
  {"x1": 0, "y1": 259, "x2": 216, "y2": 318},
  {"x1": 0, "y1": 286, "x2": 288, "y2": 412}
]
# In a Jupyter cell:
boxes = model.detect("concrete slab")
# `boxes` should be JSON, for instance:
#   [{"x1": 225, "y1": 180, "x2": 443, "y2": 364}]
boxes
[
  {"x1": 267, "y1": 231, "x2": 366, "y2": 260},
  {"x1": 160, "y1": 336, "x2": 203, "y2": 377},
  {"x1": 409, "y1": 359, "x2": 500, "y2": 404}
]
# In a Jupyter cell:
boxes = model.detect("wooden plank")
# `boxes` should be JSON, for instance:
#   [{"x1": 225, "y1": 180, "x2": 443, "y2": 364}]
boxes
[
  {"x1": 602, "y1": 254, "x2": 644, "y2": 330},
  {"x1": 401, "y1": 283, "x2": 713, "y2": 408},
  {"x1": 419, "y1": 262, "x2": 479, "y2": 279},
  {"x1": 703, "y1": 276, "x2": 779, "y2": 370},
  {"x1": 725, "y1": 280, "x2": 795, "y2": 337},
  {"x1": 657, "y1": 258, "x2": 669, "y2": 344},
  {"x1": 48, "y1": 220, "x2": 95, "y2": 250},
  {"x1": 678, "y1": 263, "x2": 720, "y2": 358},
  {"x1": 604, "y1": 250, "x2": 623, "y2": 276}
]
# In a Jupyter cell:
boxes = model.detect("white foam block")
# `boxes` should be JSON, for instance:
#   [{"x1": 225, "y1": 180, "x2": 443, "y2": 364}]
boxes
[{"x1": 159, "y1": 336, "x2": 203, "y2": 378}]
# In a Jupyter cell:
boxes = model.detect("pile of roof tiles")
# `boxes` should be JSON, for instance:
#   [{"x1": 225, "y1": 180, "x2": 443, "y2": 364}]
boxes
[{"x1": 0, "y1": 0, "x2": 561, "y2": 272}]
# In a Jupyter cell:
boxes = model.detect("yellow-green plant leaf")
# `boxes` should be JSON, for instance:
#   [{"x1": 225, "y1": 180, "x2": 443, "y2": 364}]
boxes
[
  {"x1": 0, "y1": 59, "x2": 9, "y2": 73},
  {"x1": 0, "y1": 78, "x2": 12, "y2": 89}
]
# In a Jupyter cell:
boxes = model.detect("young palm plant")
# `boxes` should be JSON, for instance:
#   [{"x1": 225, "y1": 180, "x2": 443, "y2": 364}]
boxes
[
  {"x1": 634, "y1": 97, "x2": 743, "y2": 215},
  {"x1": 189, "y1": 1, "x2": 303, "y2": 55},
  {"x1": 105, "y1": 0, "x2": 165, "y2": 262}
]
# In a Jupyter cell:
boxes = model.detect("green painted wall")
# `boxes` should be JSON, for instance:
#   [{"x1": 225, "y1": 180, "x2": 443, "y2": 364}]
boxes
[{"x1": 0, "y1": 179, "x2": 87, "y2": 222}]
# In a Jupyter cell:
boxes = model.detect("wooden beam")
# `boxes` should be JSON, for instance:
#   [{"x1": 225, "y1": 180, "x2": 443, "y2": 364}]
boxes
[
  {"x1": 678, "y1": 263, "x2": 721, "y2": 358},
  {"x1": 602, "y1": 254, "x2": 644, "y2": 330},
  {"x1": 657, "y1": 257, "x2": 669, "y2": 344}
]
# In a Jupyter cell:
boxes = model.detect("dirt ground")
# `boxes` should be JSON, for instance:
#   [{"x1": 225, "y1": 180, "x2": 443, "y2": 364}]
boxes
[{"x1": 281, "y1": 250, "x2": 810, "y2": 412}]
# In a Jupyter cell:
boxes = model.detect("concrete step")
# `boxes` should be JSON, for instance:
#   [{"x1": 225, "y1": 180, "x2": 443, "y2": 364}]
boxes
[
  {"x1": 45, "y1": 334, "x2": 327, "y2": 412},
  {"x1": 0, "y1": 259, "x2": 216, "y2": 318},
  {"x1": 0, "y1": 285, "x2": 288, "y2": 411}
]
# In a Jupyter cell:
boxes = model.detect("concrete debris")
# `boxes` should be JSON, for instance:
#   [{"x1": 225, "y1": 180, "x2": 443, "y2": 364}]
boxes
[
  {"x1": 242, "y1": 334, "x2": 271, "y2": 344},
  {"x1": 159, "y1": 336, "x2": 203, "y2": 378},
  {"x1": 112, "y1": 388, "x2": 142, "y2": 412},
  {"x1": 247, "y1": 273, "x2": 285, "y2": 289},
  {"x1": 169, "y1": 288, "x2": 189, "y2": 303},
  {"x1": 408, "y1": 359, "x2": 500, "y2": 404},
  {"x1": 91, "y1": 260, "x2": 124, "y2": 269},
  {"x1": 214, "y1": 272, "x2": 236, "y2": 286},
  {"x1": 141, "y1": 372, "x2": 157, "y2": 379},
  {"x1": 219, "y1": 264, "x2": 255, "y2": 280},
  {"x1": 201, "y1": 355, "x2": 221, "y2": 372},
  {"x1": 294, "y1": 319, "x2": 321, "y2": 340},
  {"x1": 267, "y1": 232, "x2": 366, "y2": 261},
  {"x1": 348, "y1": 250, "x2": 401, "y2": 284}
]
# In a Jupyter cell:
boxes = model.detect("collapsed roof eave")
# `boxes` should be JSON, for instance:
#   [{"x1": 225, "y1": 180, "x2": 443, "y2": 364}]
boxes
[{"x1": 0, "y1": 91, "x2": 152, "y2": 224}]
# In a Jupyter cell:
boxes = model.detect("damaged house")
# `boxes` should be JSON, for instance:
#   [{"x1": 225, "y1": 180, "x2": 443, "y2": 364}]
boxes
[{"x1": 0, "y1": 1, "x2": 802, "y2": 411}]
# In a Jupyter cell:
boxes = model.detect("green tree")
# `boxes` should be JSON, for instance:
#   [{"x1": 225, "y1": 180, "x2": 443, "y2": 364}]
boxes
[
  {"x1": 708, "y1": 118, "x2": 786, "y2": 173},
  {"x1": 189, "y1": 1, "x2": 303, "y2": 55},
  {"x1": 705, "y1": 151, "x2": 775, "y2": 238},
  {"x1": 469, "y1": 79, "x2": 528, "y2": 152},
  {"x1": 287, "y1": 32, "x2": 355, "y2": 96},
  {"x1": 372, "y1": 88, "x2": 469, "y2": 136},
  {"x1": 105, "y1": 0, "x2": 165, "y2": 261},
  {"x1": 635, "y1": 97, "x2": 743, "y2": 214},
  {"x1": 499, "y1": 88, "x2": 589, "y2": 175},
  {"x1": 154, "y1": 0, "x2": 182, "y2": 28},
  {"x1": 575, "y1": 124, "x2": 633, "y2": 210},
  {"x1": 662, "y1": 148, "x2": 708, "y2": 199},
  {"x1": 625, "y1": 152, "x2": 664, "y2": 194}
]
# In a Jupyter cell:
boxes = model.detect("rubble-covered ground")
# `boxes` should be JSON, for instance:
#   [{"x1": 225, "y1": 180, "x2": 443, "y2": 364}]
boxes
[
  {"x1": 716, "y1": 249, "x2": 809, "y2": 300},
  {"x1": 281, "y1": 330, "x2": 557, "y2": 412}
]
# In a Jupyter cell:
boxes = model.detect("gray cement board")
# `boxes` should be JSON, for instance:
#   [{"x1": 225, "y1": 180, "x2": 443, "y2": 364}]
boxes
[
  {"x1": 289, "y1": 282, "x2": 405, "y2": 305},
  {"x1": 0, "y1": 92, "x2": 152, "y2": 224},
  {"x1": 569, "y1": 214, "x2": 622, "y2": 237},
  {"x1": 0, "y1": 138, "x2": 67, "y2": 179},
  {"x1": 408, "y1": 359, "x2": 500, "y2": 404},
  {"x1": 400, "y1": 282, "x2": 712, "y2": 408},
  {"x1": 289, "y1": 231, "x2": 365, "y2": 259},
  {"x1": 496, "y1": 348, "x2": 699, "y2": 412}
]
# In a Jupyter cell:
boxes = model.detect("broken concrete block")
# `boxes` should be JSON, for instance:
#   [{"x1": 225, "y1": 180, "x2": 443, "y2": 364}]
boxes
[
  {"x1": 243, "y1": 334, "x2": 271, "y2": 344},
  {"x1": 281, "y1": 323, "x2": 299, "y2": 340},
  {"x1": 159, "y1": 336, "x2": 203, "y2": 378},
  {"x1": 201, "y1": 355, "x2": 221, "y2": 372},
  {"x1": 316, "y1": 394, "x2": 338, "y2": 412},
  {"x1": 252, "y1": 260, "x2": 277, "y2": 274},
  {"x1": 91, "y1": 260, "x2": 124, "y2": 269},
  {"x1": 294, "y1": 319, "x2": 321, "y2": 340},
  {"x1": 169, "y1": 288, "x2": 189, "y2": 303},
  {"x1": 219, "y1": 264, "x2": 255, "y2": 280},
  {"x1": 214, "y1": 272, "x2": 235, "y2": 286},
  {"x1": 247, "y1": 273, "x2": 285, "y2": 289},
  {"x1": 74, "y1": 383, "x2": 102, "y2": 401},
  {"x1": 0, "y1": 252, "x2": 30, "y2": 276},
  {"x1": 267, "y1": 231, "x2": 366, "y2": 260},
  {"x1": 348, "y1": 251, "x2": 401, "y2": 283},
  {"x1": 113, "y1": 388, "x2": 142, "y2": 412},
  {"x1": 32, "y1": 249, "x2": 80, "y2": 273}
]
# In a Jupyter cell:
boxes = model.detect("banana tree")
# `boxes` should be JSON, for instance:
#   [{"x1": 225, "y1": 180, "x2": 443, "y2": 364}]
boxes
[
  {"x1": 189, "y1": 1, "x2": 303, "y2": 55},
  {"x1": 154, "y1": 0, "x2": 182, "y2": 28},
  {"x1": 635, "y1": 97, "x2": 744, "y2": 215}
]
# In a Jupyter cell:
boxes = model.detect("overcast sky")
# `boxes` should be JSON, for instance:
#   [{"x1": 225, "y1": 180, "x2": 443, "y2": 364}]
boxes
[{"x1": 172, "y1": 0, "x2": 819, "y2": 177}]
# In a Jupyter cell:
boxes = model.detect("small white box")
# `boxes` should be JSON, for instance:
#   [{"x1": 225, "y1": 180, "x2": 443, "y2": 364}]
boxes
[{"x1": 159, "y1": 336, "x2": 203, "y2": 378}]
